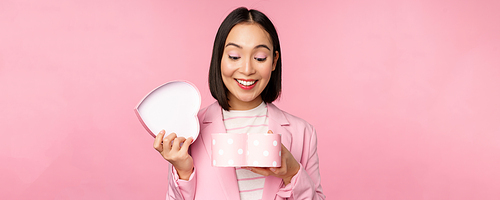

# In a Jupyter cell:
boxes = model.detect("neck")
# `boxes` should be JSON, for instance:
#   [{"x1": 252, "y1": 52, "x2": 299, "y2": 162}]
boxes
[{"x1": 228, "y1": 96, "x2": 263, "y2": 111}]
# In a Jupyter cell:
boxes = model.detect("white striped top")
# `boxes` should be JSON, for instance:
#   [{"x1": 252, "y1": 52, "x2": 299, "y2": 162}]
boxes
[{"x1": 222, "y1": 102, "x2": 268, "y2": 200}]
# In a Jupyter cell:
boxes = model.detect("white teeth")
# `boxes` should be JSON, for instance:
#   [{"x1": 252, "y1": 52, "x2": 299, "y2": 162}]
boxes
[{"x1": 236, "y1": 79, "x2": 256, "y2": 86}]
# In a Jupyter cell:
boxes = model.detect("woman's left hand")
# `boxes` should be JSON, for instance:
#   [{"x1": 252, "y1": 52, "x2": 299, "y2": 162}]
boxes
[{"x1": 244, "y1": 130, "x2": 300, "y2": 185}]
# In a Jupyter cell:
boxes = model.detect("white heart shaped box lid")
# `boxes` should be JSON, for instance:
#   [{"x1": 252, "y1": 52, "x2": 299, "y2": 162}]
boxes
[{"x1": 135, "y1": 81, "x2": 201, "y2": 141}]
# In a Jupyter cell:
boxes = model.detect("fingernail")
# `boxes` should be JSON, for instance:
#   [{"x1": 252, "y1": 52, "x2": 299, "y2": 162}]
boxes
[
  {"x1": 160, "y1": 130, "x2": 165, "y2": 134},
  {"x1": 270, "y1": 168, "x2": 276, "y2": 172}
]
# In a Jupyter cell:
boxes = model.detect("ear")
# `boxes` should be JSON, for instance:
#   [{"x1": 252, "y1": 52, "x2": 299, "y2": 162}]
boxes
[{"x1": 272, "y1": 51, "x2": 279, "y2": 71}]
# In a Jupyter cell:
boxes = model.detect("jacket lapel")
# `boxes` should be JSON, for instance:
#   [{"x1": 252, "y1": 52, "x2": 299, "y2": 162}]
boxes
[
  {"x1": 199, "y1": 103, "x2": 240, "y2": 200},
  {"x1": 262, "y1": 103, "x2": 291, "y2": 199},
  {"x1": 267, "y1": 103, "x2": 291, "y2": 150}
]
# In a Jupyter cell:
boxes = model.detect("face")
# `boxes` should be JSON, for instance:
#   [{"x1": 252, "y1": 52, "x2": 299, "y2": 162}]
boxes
[{"x1": 221, "y1": 23, "x2": 279, "y2": 110}]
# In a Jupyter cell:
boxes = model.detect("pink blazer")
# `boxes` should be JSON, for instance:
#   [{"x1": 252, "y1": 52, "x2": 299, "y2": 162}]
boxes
[{"x1": 166, "y1": 102, "x2": 325, "y2": 200}]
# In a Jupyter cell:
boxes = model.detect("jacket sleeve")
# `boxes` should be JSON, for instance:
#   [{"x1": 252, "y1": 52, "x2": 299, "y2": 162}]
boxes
[
  {"x1": 166, "y1": 164, "x2": 197, "y2": 200},
  {"x1": 276, "y1": 125, "x2": 326, "y2": 200}
]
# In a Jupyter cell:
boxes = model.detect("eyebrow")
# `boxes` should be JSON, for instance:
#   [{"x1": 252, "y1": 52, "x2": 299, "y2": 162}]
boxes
[{"x1": 225, "y1": 43, "x2": 271, "y2": 51}]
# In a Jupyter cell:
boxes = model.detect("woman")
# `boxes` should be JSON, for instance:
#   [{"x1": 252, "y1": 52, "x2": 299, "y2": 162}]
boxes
[{"x1": 153, "y1": 7, "x2": 325, "y2": 200}]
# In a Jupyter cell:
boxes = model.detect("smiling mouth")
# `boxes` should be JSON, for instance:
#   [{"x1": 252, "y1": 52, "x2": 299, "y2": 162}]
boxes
[{"x1": 236, "y1": 79, "x2": 257, "y2": 86}]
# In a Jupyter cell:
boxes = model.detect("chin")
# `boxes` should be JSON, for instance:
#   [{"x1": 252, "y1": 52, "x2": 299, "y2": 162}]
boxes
[
  {"x1": 232, "y1": 93, "x2": 258, "y2": 102},
  {"x1": 237, "y1": 96, "x2": 258, "y2": 102}
]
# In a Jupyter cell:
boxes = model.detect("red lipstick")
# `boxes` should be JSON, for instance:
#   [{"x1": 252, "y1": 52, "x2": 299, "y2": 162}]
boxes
[{"x1": 235, "y1": 79, "x2": 257, "y2": 90}]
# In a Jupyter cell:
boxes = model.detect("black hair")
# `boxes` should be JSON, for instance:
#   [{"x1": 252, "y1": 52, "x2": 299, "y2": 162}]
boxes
[{"x1": 209, "y1": 7, "x2": 282, "y2": 111}]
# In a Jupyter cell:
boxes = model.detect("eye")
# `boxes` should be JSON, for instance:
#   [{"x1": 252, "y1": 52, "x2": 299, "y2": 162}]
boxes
[
  {"x1": 255, "y1": 57, "x2": 267, "y2": 62},
  {"x1": 228, "y1": 55, "x2": 240, "y2": 60}
]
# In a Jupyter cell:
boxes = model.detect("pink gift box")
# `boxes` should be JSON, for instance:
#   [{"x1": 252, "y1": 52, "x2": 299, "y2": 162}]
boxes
[{"x1": 211, "y1": 133, "x2": 281, "y2": 167}]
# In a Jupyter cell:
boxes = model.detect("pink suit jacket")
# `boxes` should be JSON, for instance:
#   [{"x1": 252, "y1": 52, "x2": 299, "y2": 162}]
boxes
[{"x1": 166, "y1": 102, "x2": 325, "y2": 200}]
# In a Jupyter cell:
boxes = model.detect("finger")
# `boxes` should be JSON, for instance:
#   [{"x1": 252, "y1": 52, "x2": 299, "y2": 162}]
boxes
[
  {"x1": 270, "y1": 163, "x2": 287, "y2": 176},
  {"x1": 281, "y1": 144, "x2": 288, "y2": 161},
  {"x1": 279, "y1": 144, "x2": 288, "y2": 166},
  {"x1": 279, "y1": 144, "x2": 300, "y2": 177},
  {"x1": 267, "y1": 130, "x2": 273, "y2": 134},
  {"x1": 180, "y1": 137, "x2": 194, "y2": 152},
  {"x1": 172, "y1": 137, "x2": 186, "y2": 151},
  {"x1": 248, "y1": 167, "x2": 272, "y2": 176},
  {"x1": 153, "y1": 130, "x2": 166, "y2": 152},
  {"x1": 281, "y1": 143, "x2": 290, "y2": 154},
  {"x1": 269, "y1": 167, "x2": 281, "y2": 175},
  {"x1": 163, "y1": 132, "x2": 177, "y2": 152}
]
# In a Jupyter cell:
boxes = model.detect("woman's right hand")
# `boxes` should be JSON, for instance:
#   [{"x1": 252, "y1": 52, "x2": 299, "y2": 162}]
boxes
[{"x1": 154, "y1": 130, "x2": 194, "y2": 180}]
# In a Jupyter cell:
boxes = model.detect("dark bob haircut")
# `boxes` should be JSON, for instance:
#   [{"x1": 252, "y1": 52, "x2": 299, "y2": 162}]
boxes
[{"x1": 209, "y1": 7, "x2": 282, "y2": 111}]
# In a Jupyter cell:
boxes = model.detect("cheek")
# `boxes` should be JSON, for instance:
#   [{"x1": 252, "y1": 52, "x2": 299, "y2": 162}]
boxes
[
  {"x1": 220, "y1": 60, "x2": 233, "y2": 78},
  {"x1": 260, "y1": 64, "x2": 274, "y2": 79}
]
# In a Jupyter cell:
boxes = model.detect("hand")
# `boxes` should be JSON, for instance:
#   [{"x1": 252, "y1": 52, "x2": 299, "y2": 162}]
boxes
[
  {"x1": 244, "y1": 130, "x2": 300, "y2": 185},
  {"x1": 153, "y1": 130, "x2": 194, "y2": 180}
]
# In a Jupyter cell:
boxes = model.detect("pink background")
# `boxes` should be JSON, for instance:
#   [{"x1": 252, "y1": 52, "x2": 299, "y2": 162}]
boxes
[{"x1": 1, "y1": 0, "x2": 499, "y2": 199}]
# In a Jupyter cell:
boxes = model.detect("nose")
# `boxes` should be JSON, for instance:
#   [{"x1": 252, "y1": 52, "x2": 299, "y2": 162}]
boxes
[{"x1": 240, "y1": 57, "x2": 256, "y2": 76}]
